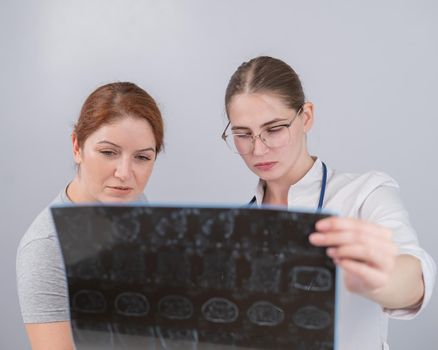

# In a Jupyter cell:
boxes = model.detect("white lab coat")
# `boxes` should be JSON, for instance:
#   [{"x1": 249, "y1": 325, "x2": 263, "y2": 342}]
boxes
[{"x1": 251, "y1": 158, "x2": 436, "y2": 350}]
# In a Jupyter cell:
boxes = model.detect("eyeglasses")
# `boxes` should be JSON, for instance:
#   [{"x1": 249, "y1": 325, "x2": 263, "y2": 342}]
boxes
[{"x1": 221, "y1": 107, "x2": 303, "y2": 155}]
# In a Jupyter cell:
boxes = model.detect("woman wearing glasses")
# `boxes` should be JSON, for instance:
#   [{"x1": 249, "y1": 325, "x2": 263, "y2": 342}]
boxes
[
  {"x1": 16, "y1": 82, "x2": 164, "y2": 350},
  {"x1": 221, "y1": 56, "x2": 435, "y2": 349}
]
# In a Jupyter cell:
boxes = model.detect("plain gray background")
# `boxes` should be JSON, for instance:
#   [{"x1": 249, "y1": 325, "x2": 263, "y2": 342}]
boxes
[{"x1": 1, "y1": 0, "x2": 436, "y2": 349}]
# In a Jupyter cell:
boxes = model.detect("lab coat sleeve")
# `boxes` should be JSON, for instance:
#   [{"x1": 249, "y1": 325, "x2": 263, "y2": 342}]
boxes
[{"x1": 357, "y1": 172, "x2": 436, "y2": 319}]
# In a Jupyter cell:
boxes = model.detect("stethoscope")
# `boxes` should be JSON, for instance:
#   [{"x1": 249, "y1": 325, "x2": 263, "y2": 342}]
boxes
[{"x1": 248, "y1": 161, "x2": 328, "y2": 211}]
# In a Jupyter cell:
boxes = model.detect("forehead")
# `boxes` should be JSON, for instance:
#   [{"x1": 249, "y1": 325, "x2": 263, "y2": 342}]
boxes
[
  {"x1": 228, "y1": 93, "x2": 292, "y2": 127},
  {"x1": 84, "y1": 117, "x2": 156, "y2": 149}
]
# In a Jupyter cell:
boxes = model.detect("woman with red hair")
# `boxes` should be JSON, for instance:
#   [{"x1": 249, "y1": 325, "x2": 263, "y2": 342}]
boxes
[{"x1": 16, "y1": 82, "x2": 164, "y2": 349}]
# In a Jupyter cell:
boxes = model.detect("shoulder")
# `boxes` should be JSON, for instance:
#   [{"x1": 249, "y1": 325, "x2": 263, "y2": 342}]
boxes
[
  {"x1": 324, "y1": 168, "x2": 404, "y2": 217},
  {"x1": 17, "y1": 190, "x2": 67, "y2": 254},
  {"x1": 17, "y1": 209, "x2": 56, "y2": 256},
  {"x1": 329, "y1": 169, "x2": 400, "y2": 194}
]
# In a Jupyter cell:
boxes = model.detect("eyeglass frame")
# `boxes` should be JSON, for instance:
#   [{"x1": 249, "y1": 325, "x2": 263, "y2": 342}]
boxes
[{"x1": 221, "y1": 106, "x2": 304, "y2": 155}]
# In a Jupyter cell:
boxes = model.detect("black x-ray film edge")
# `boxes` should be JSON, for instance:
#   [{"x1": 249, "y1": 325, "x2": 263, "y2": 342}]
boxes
[{"x1": 51, "y1": 204, "x2": 339, "y2": 350}]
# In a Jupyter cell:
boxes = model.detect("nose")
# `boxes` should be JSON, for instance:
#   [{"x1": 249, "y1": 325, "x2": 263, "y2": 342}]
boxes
[
  {"x1": 252, "y1": 135, "x2": 269, "y2": 156},
  {"x1": 114, "y1": 156, "x2": 133, "y2": 182}
]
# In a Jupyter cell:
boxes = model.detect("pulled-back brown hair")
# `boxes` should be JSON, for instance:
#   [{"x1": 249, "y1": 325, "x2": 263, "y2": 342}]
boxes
[
  {"x1": 225, "y1": 56, "x2": 305, "y2": 117},
  {"x1": 74, "y1": 82, "x2": 164, "y2": 153}
]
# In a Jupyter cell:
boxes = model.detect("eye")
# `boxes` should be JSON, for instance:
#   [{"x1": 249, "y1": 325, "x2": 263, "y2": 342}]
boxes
[
  {"x1": 135, "y1": 155, "x2": 152, "y2": 161},
  {"x1": 100, "y1": 150, "x2": 117, "y2": 157},
  {"x1": 233, "y1": 133, "x2": 252, "y2": 139},
  {"x1": 266, "y1": 125, "x2": 285, "y2": 134}
]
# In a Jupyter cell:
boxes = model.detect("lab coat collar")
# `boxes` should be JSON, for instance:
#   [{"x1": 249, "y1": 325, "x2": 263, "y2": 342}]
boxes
[{"x1": 253, "y1": 157, "x2": 324, "y2": 205}]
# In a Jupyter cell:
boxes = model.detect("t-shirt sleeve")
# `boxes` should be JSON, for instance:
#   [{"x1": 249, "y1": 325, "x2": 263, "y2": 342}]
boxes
[
  {"x1": 358, "y1": 174, "x2": 436, "y2": 320},
  {"x1": 16, "y1": 236, "x2": 70, "y2": 323}
]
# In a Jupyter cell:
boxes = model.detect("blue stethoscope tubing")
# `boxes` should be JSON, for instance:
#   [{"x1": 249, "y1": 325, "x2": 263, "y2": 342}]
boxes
[{"x1": 249, "y1": 161, "x2": 328, "y2": 211}]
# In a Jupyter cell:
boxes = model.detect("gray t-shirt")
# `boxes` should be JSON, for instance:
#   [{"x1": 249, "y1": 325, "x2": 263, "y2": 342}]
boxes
[
  {"x1": 16, "y1": 188, "x2": 147, "y2": 323},
  {"x1": 16, "y1": 189, "x2": 71, "y2": 323}
]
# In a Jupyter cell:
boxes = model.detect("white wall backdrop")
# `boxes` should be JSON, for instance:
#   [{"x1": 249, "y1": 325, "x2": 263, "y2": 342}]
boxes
[{"x1": 1, "y1": 1, "x2": 437, "y2": 349}]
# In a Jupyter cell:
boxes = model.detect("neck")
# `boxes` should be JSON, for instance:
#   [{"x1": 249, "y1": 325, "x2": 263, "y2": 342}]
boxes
[
  {"x1": 263, "y1": 153, "x2": 315, "y2": 206},
  {"x1": 66, "y1": 176, "x2": 85, "y2": 203}
]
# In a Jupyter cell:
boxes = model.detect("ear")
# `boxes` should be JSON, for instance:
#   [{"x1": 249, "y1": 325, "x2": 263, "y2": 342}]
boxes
[
  {"x1": 300, "y1": 102, "x2": 314, "y2": 132},
  {"x1": 71, "y1": 132, "x2": 82, "y2": 164}
]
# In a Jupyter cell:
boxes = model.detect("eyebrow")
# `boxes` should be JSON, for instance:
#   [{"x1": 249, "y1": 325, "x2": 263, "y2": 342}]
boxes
[
  {"x1": 97, "y1": 140, "x2": 156, "y2": 153},
  {"x1": 231, "y1": 118, "x2": 290, "y2": 131}
]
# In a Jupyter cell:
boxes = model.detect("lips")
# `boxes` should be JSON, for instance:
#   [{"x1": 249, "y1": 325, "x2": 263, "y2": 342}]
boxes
[
  {"x1": 254, "y1": 161, "x2": 277, "y2": 171},
  {"x1": 107, "y1": 186, "x2": 133, "y2": 195}
]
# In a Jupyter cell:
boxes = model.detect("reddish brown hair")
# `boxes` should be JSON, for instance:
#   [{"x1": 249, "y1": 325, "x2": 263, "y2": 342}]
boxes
[
  {"x1": 74, "y1": 82, "x2": 164, "y2": 153},
  {"x1": 225, "y1": 56, "x2": 305, "y2": 117}
]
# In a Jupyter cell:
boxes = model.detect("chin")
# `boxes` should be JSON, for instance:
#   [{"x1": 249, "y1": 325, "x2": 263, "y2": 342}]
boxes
[
  {"x1": 119, "y1": 196, "x2": 137, "y2": 203},
  {"x1": 253, "y1": 169, "x2": 283, "y2": 182},
  {"x1": 101, "y1": 194, "x2": 137, "y2": 203},
  {"x1": 259, "y1": 175, "x2": 280, "y2": 182}
]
